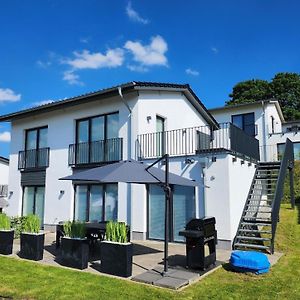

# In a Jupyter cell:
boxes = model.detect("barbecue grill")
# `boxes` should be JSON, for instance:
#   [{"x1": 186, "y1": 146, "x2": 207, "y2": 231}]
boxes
[{"x1": 179, "y1": 217, "x2": 217, "y2": 270}]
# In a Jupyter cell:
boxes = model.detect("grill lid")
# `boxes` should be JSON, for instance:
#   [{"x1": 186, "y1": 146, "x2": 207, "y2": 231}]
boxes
[{"x1": 185, "y1": 217, "x2": 216, "y2": 230}]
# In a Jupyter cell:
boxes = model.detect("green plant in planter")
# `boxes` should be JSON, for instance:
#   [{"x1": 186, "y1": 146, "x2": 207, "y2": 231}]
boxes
[
  {"x1": 106, "y1": 221, "x2": 128, "y2": 243},
  {"x1": 0, "y1": 213, "x2": 11, "y2": 230},
  {"x1": 23, "y1": 215, "x2": 41, "y2": 234},
  {"x1": 10, "y1": 216, "x2": 26, "y2": 238},
  {"x1": 63, "y1": 221, "x2": 86, "y2": 239}
]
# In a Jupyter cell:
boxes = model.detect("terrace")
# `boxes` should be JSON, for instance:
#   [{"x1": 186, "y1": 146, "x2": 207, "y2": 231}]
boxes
[{"x1": 136, "y1": 123, "x2": 260, "y2": 162}]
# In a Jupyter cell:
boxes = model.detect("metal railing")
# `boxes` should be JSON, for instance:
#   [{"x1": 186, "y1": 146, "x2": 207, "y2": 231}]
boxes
[
  {"x1": 68, "y1": 138, "x2": 123, "y2": 166},
  {"x1": 0, "y1": 185, "x2": 8, "y2": 197},
  {"x1": 270, "y1": 138, "x2": 294, "y2": 253},
  {"x1": 18, "y1": 148, "x2": 50, "y2": 170},
  {"x1": 136, "y1": 123, "x2": 260, "y2": 161}
]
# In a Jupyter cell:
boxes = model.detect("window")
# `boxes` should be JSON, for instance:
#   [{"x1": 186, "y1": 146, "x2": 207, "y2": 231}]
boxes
[
  {"x1": 24, "y1": 127, "x2": 48, "y2": 168},
  {"x1": 277, "y1": 142, "x2": 300, "y2": 161},
  {"x1": 156, "y1": 116, "x2": 165, "y2": 156},
  {"x1": 76, "y1": 112, "x2": 119, "y2": 164},
  {"x1": 232, "y1": 113, "x2": 256, "y2": 136},
  {"x1": 271, "y1": 116, "x2": 275, "y2": 134},
  {"x1": 74, "y1": 184, "x2": 118, "y2": 222},
  {"x1": 22, "y1": 186, "x2": 45, "y2": 225},
  {"x1": 26, "y1": 127, "x2": 48, "y2": 150}
]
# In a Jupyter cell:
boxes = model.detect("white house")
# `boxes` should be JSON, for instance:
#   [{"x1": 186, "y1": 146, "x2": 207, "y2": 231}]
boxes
[
  {"x1": 0, "y1": 156, "x2": 9, "y2": 211},
  {"x1": 209, "y1": 100, "x2": 300, "y2": 162},
  {"x1": 0, "y1": 82, "x2": 280, "y2": 250}
]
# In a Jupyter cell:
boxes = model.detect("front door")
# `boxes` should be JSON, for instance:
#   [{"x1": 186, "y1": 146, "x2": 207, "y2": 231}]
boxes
[
  {"x1": 148, "y1": 184, "x2": 196, "y2": 242},
  {"x1": 22, "y1": 186, "x2": 45, "y2": 226}
]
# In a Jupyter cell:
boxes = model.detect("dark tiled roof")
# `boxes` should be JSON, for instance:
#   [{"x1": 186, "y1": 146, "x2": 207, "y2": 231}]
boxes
[{"x1": 0, "y1": 81, "x2": 218, "y2": 128}]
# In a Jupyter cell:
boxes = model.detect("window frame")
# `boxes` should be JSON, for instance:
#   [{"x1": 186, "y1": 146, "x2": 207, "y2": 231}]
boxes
[
  {"x1": 25, "y1": 126, "x2": 48, "y2": 151},
  {"x1": 231, "y1": 112, "x2": 256, "y2": 136},
  {"x1": 75, "y1": 111, "x2": 119, "y2": 145},
  {"x1": 73, "y1": 183, "x2": 118, "y2": 222}
]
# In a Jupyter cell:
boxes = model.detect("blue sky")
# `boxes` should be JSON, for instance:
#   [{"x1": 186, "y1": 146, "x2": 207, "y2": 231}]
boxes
[{"x1": 0, "y1": 0, "x2": 300, "y2": 157}]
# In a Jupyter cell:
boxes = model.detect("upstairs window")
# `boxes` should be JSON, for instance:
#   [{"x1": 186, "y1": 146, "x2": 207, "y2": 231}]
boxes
[
  {"x1": 232, "y1": 113, "x2": 256, "y2": 137},
  {"x1": 25, "y1": 127, "x2": 48, "y2": 150}
]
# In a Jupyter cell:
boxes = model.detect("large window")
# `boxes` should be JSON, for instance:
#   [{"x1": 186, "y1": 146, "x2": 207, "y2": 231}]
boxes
[
  {"x1": 76, "y1": 112, "x2": 119, "y2": 164},
  {"x1": 22, "y1": 186, "x2": 45, "y2": 225},
  {"x1": 232, "y1": 113, "x2": 256, "y2": 137},
  {"x1": 74, "y1": 184, "x2": 118, "y2": 222},
  {"x1": 277, "y1": 142, "x2": 300, "y2": 161}
]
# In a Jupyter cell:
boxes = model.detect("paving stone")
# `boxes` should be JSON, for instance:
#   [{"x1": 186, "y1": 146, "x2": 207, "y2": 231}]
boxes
[
  {"x1": 132, "y1": 270, "x2": 162, "y2": 284},
  {"x1": 168, "y1": 270, "x2": 199, "y2": 283},
  {"x1": 154, "y1": 276, "x2": 189, "y2": 290}
]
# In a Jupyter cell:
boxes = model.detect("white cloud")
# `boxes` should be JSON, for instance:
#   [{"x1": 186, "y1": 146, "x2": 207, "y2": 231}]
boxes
[
  {"x1": 31, "y1": 99, "x2": 54, "y2": 107},
  {"x1": 80, "y1": 37, "x2": 90, "y2": 44},
  {"x1": 36, "y1": 60, "x2": 52, "y2": 68},
  {"x1": 63, "y1": 70, "x2": 83, "y2": 86},
  {"x1": 211, "y1": 47, "x2": 219, "y2": 54},
  {"x1": 126, "y1": 1, "x2": 149, "y2": 24},
  {"x1": 0, "y1": 88, "x2": 21, "y2": 103},
  {"x1": 0, "y1": 131, "x2": 11, "y2": 142},
  {"x1": 124, "y1": 35, "x2": 168, "y2": 67},
  {"x1": 64, "y1": 48, "x2": 124, "y2": 70},
  {"x1": 127, "y1": 64, "x2": 148, "y2": 73},
  {"x1": 185, "y1": 68, "x2": 199, "y2": 76}
]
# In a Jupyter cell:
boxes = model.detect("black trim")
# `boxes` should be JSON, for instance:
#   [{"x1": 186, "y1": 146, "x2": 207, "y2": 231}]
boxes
[{"x1": 231, "y1": 112, "x2": 256, "y2": 137}]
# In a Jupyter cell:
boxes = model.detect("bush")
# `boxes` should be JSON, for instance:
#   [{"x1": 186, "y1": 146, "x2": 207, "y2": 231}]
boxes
[
  {"x1": 0, "y1": 213, "x2": 11, "y2": 230},
  {"x1": 23, "y1": 215, "x2": 41, "y2": 234},
  {"x1": 283, "y1": 161, "x2": 300, "y2": 203},
  {"x1": 63, "y1": 221, "x2": 86, "y2": 239},
  {"x1": 10, "y1": 216, "x2": 26, "y2": 238},
  {"x1": 106, "y1": 221, "x2": 128, "y2": 243}
]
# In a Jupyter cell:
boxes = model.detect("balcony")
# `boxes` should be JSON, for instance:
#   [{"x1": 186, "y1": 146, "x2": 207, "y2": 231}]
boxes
[
  {"x1": 18, "y1": 148, "x2": 50, "y2": 170},
  {"x1": 68, "y1": 138, "x2": 123, "y2": 167},
  {"x1": 136, "y1": 123, "x2": 260, "y2": 161}
]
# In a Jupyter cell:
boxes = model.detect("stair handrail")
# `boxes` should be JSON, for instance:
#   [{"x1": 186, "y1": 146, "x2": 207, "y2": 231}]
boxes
[{"x1": 270, "y1": 138, "x2": 294, "y2": 253}]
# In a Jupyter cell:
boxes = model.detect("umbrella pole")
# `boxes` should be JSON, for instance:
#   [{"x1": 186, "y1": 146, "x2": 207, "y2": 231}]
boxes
[{"x1": 163, "y1": 154, "x2": 170, "y2": 275}]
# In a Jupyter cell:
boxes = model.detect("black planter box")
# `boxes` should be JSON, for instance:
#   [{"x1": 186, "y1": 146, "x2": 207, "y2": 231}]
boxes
[
  {"x1": 60, "y1": 237, "x2": 89, "y2": 270},
  {"x1": 0, "y1": 230, "x2": 14, "y2": 255},
  {"x1": 100, "y1": 241, "x2": 132, "y2": 277},
  {"x1": 20, "y1": 232, "x2": 45, "y2": 261}
]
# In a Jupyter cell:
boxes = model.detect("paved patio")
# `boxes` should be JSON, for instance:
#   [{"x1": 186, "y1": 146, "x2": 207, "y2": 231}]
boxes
[{"x1": 5, "y1": 232, "x2": 283, "y2": 290}]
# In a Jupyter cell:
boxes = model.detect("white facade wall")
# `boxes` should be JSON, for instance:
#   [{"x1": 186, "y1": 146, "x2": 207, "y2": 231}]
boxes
[
  {"x1": 0, "y1": 161, "x2": 9, "y2": 185},
  {"x1": 205, "y1": 154, "x2": 256, "y2": 248}
]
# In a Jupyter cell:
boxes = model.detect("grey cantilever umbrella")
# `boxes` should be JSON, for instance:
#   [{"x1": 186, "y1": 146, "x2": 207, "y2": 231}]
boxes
[{"x1": 60, "y1": 155, "x2": 197, "y2": 275}]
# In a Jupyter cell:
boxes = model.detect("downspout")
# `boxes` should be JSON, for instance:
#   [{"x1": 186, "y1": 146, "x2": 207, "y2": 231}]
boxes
[
  {"x1": 261, "y1": 101, "x2": 267, "y2": 162},
  {"x1": 118, "y1": 86, "x2": 133, "y2": 227}
]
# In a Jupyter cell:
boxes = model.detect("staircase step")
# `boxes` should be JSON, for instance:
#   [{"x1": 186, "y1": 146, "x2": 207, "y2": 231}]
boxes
[
  {"x1": 234, "y1": 243, "x2": 270, "y2": 250},
  {"x1": 241, "y1": 222, "x2": 272, "y2": 226},
  {"x1": 246, "y1": 205, "x2": 272, "y2": 208},
  {"x1": 243, "y1": 217, "x2": 271, "y2": 222},
  {"x1": 236, "y1": 236, "x2": 271, "y2": 242},
  {"x1": 238, "y1": 229, "x2": 272, "y2": 234}
]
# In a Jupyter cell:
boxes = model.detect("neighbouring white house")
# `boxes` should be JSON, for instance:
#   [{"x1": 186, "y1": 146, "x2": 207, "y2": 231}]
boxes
[
  {"x1": 209, "y1": 100, "x2": 300, "y2": 162},
  {"x1": 0, "y1": 82, "x2": 292, "y2": 251},
  {"x1": 0, "y1": 156, "x2": 9, "y2": 212}
]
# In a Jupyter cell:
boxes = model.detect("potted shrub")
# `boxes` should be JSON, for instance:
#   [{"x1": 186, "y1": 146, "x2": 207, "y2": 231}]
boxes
[
  {"x1": 0, "y1": 213, "x2": 14, "y2": 255},
  {"x1": 100, "y1": 221, "x2": 132, "y2": 277},
  {"x1": 60, "y1": 221, "x2": 88, "y2": 270},
  {"x1": 20, "y1": 214, "x2": 44, "y2": 261}
]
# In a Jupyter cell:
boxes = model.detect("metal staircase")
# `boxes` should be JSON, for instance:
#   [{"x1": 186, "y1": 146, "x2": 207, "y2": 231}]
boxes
[{"x1": 233, "y1": 139, "x2": 295, "y2": 254}]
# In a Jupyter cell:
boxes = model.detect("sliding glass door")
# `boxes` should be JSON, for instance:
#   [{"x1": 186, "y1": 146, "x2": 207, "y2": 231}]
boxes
[
  {"x1": 74, "y1": 184, "x2": 118, "y2": 222},
  {"x1": 148, "y1": 184, "x2": 196, "y2": 242},
  {"x1": 22, "y1": 186, "x2": 45, "y2": 225}
]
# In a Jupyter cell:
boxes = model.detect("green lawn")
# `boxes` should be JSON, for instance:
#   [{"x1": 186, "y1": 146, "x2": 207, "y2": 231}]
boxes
[{"x1": 0, "y1": 203, "x2": 299, "y2": 300}]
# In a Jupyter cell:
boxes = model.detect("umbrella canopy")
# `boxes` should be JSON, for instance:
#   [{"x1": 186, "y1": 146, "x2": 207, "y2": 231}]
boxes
[
  {"x1": 0, "y1": 197, "x2": 9, "y2": 209},
  {"x1": 60, "y1": 159, "x2": 197, "y2": 187}
]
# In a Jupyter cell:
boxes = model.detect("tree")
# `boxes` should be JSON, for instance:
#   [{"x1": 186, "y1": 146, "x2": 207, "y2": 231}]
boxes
[{"x1": 226, "y1": 73, "x2": 300, "y2": 121}]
